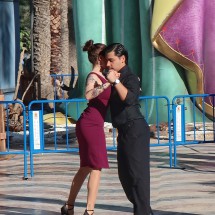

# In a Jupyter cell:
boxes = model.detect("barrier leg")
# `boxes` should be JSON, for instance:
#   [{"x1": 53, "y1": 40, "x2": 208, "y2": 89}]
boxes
[
  {"x1": 174, "y1": 144, "x2": 177, "y2": 167},
  {"x1": 169, "y1": 144, "x2": 172, "y2": 168}
]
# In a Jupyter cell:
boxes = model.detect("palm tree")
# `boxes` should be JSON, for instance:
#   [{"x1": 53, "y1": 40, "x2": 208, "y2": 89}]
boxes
[
  {"x1": 33, "y1": 0, "x2": 52, "y2": 101},
  {"x1": 50, "y1": 0, "x2": 62, "y2": 75},
  {"x1": 32, "y1": 0, "x2": 76, "y2": 101},
  {"x1": 61, "y1": 0, "x2": 70, "y2": 77},
  {"x1": 51, "y1": 0, "x2": 76, "y2": 99}
]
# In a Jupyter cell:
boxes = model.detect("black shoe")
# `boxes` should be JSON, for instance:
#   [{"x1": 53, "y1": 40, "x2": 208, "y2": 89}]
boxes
[
  {"x1": 61, "y1": 203, "x2": 74, "y2": 215},
  {"x1": 83, "y1": 209, "x2": 94, "y2": 215}
]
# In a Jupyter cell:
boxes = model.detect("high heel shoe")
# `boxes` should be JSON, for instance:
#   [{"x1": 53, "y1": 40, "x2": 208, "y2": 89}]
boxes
[
  {"x1": 61, "y1": 203, "x2": 74, "y2": 215},
  {"x1": 83, "y1": 209, "x2": 94, "y2": 215}
]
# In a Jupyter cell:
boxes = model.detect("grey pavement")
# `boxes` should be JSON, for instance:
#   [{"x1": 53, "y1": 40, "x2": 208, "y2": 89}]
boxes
[{"x1": 0, "y1": 143, "x2": 215, "y2": 215}]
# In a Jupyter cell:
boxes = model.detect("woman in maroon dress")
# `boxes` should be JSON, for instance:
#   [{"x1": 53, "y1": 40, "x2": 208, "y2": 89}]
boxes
[{"x1": 61, "y1": 40, "x2": 111, "y2": 215}]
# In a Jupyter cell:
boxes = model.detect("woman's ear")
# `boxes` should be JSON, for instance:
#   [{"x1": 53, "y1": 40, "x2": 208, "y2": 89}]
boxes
[{"x1": 97, "y1": 56, "x2": 101, "y2": 65}]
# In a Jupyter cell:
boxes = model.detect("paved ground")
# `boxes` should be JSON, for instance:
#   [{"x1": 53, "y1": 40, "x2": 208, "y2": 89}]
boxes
[{"x1": 0, "y1": 143, "x2": 215, "y2": 215}]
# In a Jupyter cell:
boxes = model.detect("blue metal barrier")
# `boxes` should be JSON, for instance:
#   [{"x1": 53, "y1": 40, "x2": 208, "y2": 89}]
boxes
[
  {"x1": 6, "y1": 94, "x2": 213, "y2": 177},
  {"x1": 139, "y1": 96, "x2": 173, "y2": 167},
  {"x1": 2, "y1": 94, "x2": 214, "y2": 177},
  {"x1": 28, "y1": 96, "x2": 174, "y2": 176},
  {"x1": 172, "y1": 94, "x2": 215, "y2": 166},
  {"x1": 0, "y1": 100, "x2": 28, "y2": 179},
  {"x1": 28, "y1": 98, "x2": 87, "y2": 176},
  {"x1": 28, "y1": 98, "x2": 117, "y2": 176}
]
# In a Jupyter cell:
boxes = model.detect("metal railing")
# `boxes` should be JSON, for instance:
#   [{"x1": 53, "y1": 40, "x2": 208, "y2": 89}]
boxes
[
  {"x1": 172, "y1": 94, "x2": 215, "y2": 166},
  {"x1": 28, "y1": 98, "x2": 86, "y2": 176},
  {"x1": 0, "y1": 100, "x2": 28, "y2": 179},
  {"x1": 1, "y1": 94, "x2": 214, "y2": 178},
  {"x1": 139, "y1": 96, "x2": 173, "y2": 167}
]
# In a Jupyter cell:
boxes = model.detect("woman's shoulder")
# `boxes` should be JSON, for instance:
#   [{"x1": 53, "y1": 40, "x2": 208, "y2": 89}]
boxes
[
  {"x1": 89, "y1": 71, "x2": 106, "y2": 81},
  {"x1": 86, "y1": 72, "x2": 99, "y2": 79}
]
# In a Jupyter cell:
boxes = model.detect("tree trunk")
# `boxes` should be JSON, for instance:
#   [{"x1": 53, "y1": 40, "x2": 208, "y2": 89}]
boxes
[
  {"x1": 50, "y1": 0, "x2": 62, "y2": 75},
  {"x1": 61, "y1": 0, "x2": 70, "y2": 77},
  {"x1": 33, "y1": 0, "x2": 53, "y2": 101}
]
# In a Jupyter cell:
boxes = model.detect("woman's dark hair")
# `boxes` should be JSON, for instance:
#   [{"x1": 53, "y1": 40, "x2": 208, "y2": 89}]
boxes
[
  {"x1": 83, "y1": 40, "x2": 106, "y2": 65},
  {"x1": 101, "y1": 43, "x2": 128, "y2": 64}
]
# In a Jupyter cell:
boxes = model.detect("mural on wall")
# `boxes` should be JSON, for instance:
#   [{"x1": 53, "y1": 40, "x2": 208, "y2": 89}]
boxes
[
  {"x1": 1, "y1": 0, "x2": 214, "y2": 123},
  {"x1": 151, "y1": 0, "x2": 215, "y2": 119},
  {"x1": 70, "y1": 0, "x2": 209, "y2": 122}
]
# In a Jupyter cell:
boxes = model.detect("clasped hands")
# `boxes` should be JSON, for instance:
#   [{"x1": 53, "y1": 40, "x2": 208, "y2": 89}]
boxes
[{"x1": 105, "y1": 69, "x2": 120, "y2": 84}]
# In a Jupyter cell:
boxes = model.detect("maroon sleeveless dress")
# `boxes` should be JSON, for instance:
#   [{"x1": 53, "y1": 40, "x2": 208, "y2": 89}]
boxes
[{"x1": 76, "y1": 72, "x2": 111, "y2": 168}]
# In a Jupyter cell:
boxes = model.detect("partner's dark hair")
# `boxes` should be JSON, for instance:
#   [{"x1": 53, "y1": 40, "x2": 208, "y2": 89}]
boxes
[
  {"x1": 83, "y1": 40, "x2": 106, "y2": 65},
  {"x1": 100, "y1": 43, "x2": 128, "y2": 64}
]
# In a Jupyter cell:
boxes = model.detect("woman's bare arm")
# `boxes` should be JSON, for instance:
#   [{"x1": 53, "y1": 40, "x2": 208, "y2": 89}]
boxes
[{"x1": 85, "y1": 74, "x2": 111, "y2": 100}]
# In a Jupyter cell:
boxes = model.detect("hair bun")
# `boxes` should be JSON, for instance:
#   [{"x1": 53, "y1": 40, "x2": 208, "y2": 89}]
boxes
[{"x1": 83, "y1": 40, "x2": 94, "y2": 52}]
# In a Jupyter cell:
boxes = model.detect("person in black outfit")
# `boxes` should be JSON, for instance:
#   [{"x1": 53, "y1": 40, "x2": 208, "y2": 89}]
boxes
[{"x1": 101, "y1": 43, "x2": 153, "y2": 215}]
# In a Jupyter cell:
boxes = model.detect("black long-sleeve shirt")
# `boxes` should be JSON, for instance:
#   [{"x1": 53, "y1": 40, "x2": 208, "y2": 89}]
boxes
[{"x1": 110, "y1": 65, "x2": 144, "y2": 128}]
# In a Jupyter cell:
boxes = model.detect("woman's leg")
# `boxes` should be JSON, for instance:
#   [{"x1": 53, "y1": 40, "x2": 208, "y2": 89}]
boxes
[
  {"x1": 86, "y1": 169, "x2": 101, "y2": 213},
  {"x1": 67, "y1": 166, "x2": 91, "y2": 206}
]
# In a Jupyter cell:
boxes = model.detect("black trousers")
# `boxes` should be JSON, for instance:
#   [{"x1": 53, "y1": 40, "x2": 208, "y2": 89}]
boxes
[{"x1": 117, "y1": 118, "x2": 150, "y2": 215}]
